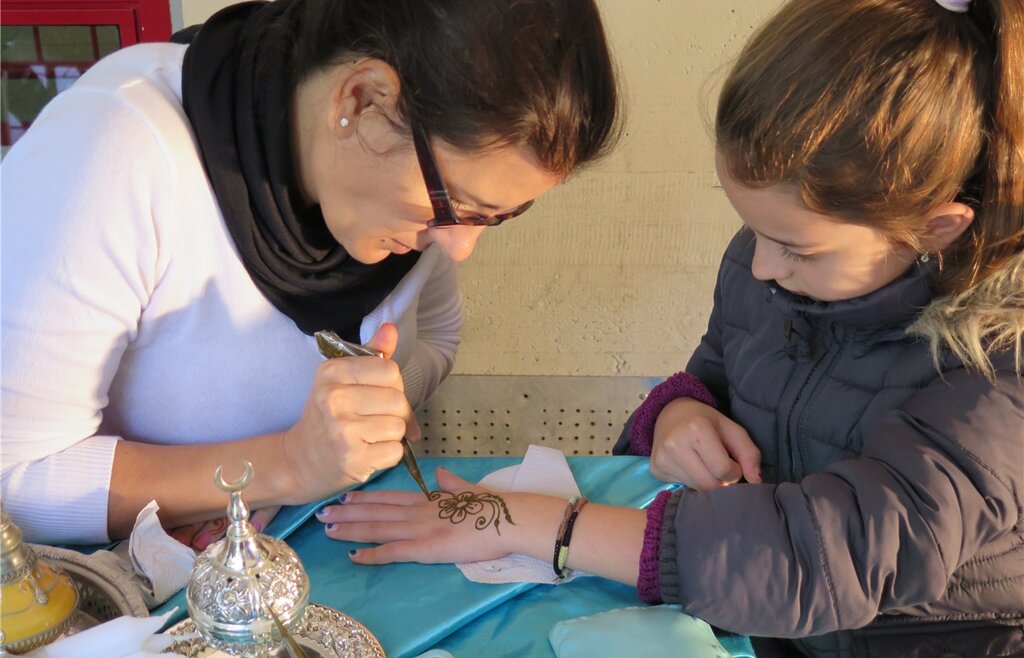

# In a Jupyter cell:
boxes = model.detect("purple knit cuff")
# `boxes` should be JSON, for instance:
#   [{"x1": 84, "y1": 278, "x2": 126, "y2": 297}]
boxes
[
  {"x1": 630, "y1": 372, "x2": 716, "y2": 456},
  {"x1": 637, "y1": 489, "x2": 673, "y2": 603}
]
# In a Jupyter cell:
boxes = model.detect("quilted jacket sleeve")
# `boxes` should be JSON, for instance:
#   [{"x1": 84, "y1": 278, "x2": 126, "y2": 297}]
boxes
[{"x1": 655, "y1": 362, "x2": 1024, "y2": 637}]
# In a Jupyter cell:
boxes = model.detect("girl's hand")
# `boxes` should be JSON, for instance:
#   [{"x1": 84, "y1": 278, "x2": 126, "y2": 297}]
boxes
[
  {"x1": 316, "y1": 468, "x2": 564, "y2": 566},
  {"x1": 650, "y1": 398, "x2": 762, "y2": 489},
  {"x1": 280, "y1": 324, "x2": 419, "y2": 502}
]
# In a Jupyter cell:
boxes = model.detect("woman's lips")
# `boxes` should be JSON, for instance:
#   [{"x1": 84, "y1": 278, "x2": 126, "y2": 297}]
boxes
[{"x1": 390, "y1": 240, "x2": 412, "y2": 255}]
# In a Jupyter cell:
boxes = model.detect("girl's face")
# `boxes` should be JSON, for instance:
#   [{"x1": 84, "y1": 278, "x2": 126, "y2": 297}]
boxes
[
  {"x1": 716, "y1": 153, "x2": 917, "y2": 302},
  {"x1": 305, "y1": 113, "x2": 560, "y2": 265}
]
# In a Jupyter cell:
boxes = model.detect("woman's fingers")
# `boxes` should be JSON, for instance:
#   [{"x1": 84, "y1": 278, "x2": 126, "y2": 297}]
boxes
[
  {"x1": 249, "y1": 505, "x2": 281, "y2": 533},
  {"x1": 404, "y1": 417, "x2": 423, "y2": 441},
  {"x1": 169, "y1": 516, "x2": 231, "y2": 551},
  {"x1": 316, "y1": 351, "x2": 404, "y2": 388},
  {"x1": 321, "y1": 385, "x2": 410, "y2": 423},
  {"x1": 336, "y1": 412, "x2": 407, "y2": 446},
  {"x1": 330, "y1": 442, "x2": 404, "y2": 487},
  {"x1": 318, "y1": 467, "x2": 476, "y2": 520},
  {"x1": 365, "y1": 322, "x2": 399, "y2": 359},
  {"x1": 168, "y1": 521, "x2": 202, "y2": 547}
]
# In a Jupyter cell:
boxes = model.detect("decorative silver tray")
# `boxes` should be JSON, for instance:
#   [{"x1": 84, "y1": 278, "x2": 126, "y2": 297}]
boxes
[
  {"x1": 163, "y1": 603, "x2": 386, "y2": 658},
  {"x1": 27, "y1": 544, "x2": 150, "y2": 634}
]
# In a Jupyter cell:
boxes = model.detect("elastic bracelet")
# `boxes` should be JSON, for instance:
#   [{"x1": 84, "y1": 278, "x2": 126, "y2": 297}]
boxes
[{"x1": 551, "y1": 496, "x2": 589, "y2": 580}]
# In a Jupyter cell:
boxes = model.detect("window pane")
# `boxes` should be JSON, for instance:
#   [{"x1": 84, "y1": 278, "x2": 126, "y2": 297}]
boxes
[
  {"x1": 39, "y1": 25, "x2": 95, "y2": 61},
  {"x1": 1, "y1": 26, "x2": 38, "y2": 61},
  {"x1": 96, "y1": 26, "x2": 121, "y2": 58},
  {"x1": 1, "y1": 23, "x2": 121, "y2": 155}
]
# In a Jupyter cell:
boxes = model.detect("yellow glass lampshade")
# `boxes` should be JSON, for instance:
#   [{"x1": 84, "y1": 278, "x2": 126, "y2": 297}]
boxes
[{"x1": 0, "y1": 510, "x2": 79, "y2": 654}]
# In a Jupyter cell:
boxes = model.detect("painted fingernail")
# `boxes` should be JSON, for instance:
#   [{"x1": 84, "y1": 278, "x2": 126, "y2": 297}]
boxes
[
  {"x1": 325, "y1": 523, "x2": 335, "y2": 532},
  {"x1": 337, "y1": 493, "x2": 350, "y2": 504},
  {"x1": 757, "y1": 470, "x2": 763, "y2": 481},
  {"x1": 348, "y1": 549, "x2": 359, "y2": 558},
  {"x1": 193, "y1": 532, "x2": 213, "y2": 550},
  {"x1": 315, "y1": 506, "x2": 329, "y2": 517}
]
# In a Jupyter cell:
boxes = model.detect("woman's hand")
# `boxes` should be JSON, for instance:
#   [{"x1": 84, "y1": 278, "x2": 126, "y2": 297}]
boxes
[
  {"x1": 280, "y1": 323, "x2": 419, "y2": 503},
  {"x1": 650, "y1": 398, "x2": 762, "y2": 489},
  {"x1": 316, "y1": 468, "x2": 564, "y2": 566},
  {"x1": 167, "y1": 505, "x2": 281, "y2": 550}
]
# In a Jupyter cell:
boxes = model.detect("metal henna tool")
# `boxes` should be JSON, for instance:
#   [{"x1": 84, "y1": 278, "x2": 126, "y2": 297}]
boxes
[{"x1": 314, "y1": 330, "x2": 432, "y2": 498}]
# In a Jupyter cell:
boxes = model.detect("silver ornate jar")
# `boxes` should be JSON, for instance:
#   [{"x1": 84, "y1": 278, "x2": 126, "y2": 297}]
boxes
[{"x1": 186, "y1": 462, "x2": 310, "y2": 657}]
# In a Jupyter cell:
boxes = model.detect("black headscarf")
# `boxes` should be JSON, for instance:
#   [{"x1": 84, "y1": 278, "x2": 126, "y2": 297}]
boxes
[{"x1": 176, "y1": 0, "x2": 420, "y2": 342}]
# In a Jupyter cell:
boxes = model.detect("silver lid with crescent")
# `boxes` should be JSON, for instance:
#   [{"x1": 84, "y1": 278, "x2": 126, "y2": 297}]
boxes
[{"x1": 185, "y1": 462, "x2": 310, "y2": 656}]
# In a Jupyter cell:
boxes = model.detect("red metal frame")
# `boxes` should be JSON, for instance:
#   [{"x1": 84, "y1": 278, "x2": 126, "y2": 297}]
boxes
[
  {"x1": 1, "y1": 1, "x2": 171, "y2": 146},
  {"x1": 1, "y1": 1, "x2": 172, "y2": 43}
]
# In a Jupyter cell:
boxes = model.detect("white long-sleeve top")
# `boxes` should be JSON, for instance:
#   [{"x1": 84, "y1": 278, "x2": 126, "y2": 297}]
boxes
[{"x1": 1, "y1": 44, "x2": 463, "y2": 545}]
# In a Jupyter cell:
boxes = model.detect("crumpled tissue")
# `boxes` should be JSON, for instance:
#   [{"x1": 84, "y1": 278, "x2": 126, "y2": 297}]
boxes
[
  {"x1": 23, "y1": 608, "x2": 188, "y2": 658},
  {"x1": 456, "y1": 444, "x2": 590, "y2": 585},
  {"x1": 89, "y1": 500, "x2": 196, "y2": 608}
]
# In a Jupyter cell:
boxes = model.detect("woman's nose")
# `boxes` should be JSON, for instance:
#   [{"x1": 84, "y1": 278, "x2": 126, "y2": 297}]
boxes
[
  {"x1": 750, "y1": 239, "x2": 789, "y2": 282},
  {"x1": 429, "y1": 225, "x2": 486, "y2": 262}
]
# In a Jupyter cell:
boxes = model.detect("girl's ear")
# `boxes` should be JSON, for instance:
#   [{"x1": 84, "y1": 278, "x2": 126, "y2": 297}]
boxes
[
  {"x1": 329, "y1": 58, "x2": 403, "y2": 138},
  {"x1": 921, "y1": 201, "x2": 975, "y2": 252}
]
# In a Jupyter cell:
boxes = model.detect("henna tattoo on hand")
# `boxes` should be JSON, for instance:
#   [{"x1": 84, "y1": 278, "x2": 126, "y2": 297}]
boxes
[{"x1": 428, "y1": 491, "x2": 515, "y2": 535}]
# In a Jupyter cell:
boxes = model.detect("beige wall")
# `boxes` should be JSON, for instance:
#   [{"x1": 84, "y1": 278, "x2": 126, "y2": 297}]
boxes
[{"x1": 179, "y1": 0, "x2": 782, "y2": 378}]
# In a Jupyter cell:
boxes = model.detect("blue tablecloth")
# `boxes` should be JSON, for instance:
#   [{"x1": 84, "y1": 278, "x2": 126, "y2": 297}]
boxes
[{"x1": 158, "y1": 456, "x2": 756, "y2": 657}]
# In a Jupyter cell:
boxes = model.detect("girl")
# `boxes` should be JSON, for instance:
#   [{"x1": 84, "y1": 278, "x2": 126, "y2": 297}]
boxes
[
  {"x1": 318, "y1": 0, "x2": 1023, "y2": 655},
  {"x1": 0, "y1": 0, "x2": 620, "y2": 546}
]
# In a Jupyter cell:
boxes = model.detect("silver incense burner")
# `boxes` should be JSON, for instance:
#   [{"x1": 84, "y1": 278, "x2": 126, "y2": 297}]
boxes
[{"x1": 185, "y1": 462, "x2": 309, "y2": 657}]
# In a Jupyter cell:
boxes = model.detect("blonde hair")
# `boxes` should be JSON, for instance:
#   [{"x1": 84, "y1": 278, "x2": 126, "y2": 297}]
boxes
[{"x1": 716, "y1": 0, "x2": 1023, "y2": 376}]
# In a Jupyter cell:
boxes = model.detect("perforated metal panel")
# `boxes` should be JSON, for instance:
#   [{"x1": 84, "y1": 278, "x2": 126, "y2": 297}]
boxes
[{"x1": 412, "y1": 375, "x2": 658, "y2": 457}]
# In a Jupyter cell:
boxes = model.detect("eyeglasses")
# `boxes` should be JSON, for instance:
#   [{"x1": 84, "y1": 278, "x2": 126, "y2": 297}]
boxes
[{"x1": 411, "y1": 122, "x2": 534, "y2": 228}]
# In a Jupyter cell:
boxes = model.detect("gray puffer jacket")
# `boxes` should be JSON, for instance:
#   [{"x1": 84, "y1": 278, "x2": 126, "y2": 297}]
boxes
[{"x1": 622, "y1": 230, "x2": 1024, "y2": 658}]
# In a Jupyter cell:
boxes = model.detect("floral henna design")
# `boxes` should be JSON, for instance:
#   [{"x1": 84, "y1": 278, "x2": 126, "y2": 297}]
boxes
[{"x1": 428, "y1": 491, "x2": 515, "y2": 535}]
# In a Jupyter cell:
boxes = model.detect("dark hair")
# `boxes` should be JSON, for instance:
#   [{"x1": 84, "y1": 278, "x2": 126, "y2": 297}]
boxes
[
  {"x1": 288, "y1": 0, "x2": 622, "y2": 178},
  {"x1": 715, "y1": 0, "x2": 1023, "y2": 298}
]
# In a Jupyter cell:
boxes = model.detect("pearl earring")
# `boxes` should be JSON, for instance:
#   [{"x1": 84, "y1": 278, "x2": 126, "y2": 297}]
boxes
[
  {"x1": 339, "y1": 117, "x2": 350, "y2": 128},
  {"x1": 919, "y1": 252, "x2": 930, "y2": 263}
]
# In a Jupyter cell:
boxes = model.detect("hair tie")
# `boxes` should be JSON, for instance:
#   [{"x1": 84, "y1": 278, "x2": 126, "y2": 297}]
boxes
[{"x1": 935, "y1": 0, "x2": 971, "y2": 12}]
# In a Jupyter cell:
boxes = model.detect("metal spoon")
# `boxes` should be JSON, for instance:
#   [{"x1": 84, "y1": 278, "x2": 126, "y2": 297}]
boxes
[{"x1": 268, "y1": 604, "x2": 310, "y2": 658}]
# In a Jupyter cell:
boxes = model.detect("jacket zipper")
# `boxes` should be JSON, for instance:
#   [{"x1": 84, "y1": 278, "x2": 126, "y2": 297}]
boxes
[{"x1": 783, "y1": 322, "x2": 838, "y2": 478}]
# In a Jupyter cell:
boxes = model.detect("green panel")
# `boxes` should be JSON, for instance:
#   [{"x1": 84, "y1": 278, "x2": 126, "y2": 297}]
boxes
[
  {"x1": 95, "y1": 26, "x2": 122, "y2": 58},
  {"x1": 39, "y1": 25, "x2": 94, "y2": 62},
  {"x1": 0, "y1": 26, "x2": 38, "y2": 62},
  {"x1": 2, "y1": 77, "x2": 58, "y2": 128}
]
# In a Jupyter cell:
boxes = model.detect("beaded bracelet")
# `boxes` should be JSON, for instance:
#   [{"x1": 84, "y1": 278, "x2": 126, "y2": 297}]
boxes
[{"x1": 552, "y1": 495, "x2": 589, "y2": 580}]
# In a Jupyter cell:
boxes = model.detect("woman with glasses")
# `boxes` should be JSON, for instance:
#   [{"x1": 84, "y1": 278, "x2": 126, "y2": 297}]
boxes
[{"x1": 0, "y1": 0, "x2": 620, "y2": 548}]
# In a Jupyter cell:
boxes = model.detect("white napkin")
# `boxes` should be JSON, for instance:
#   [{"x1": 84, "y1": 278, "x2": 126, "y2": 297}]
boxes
[
  {"x1": 128, "y1": 501, "x2": 196, "y2": 604},
  {"x1": 90, "y1": 500, "x2": 196, "y2": 608},
  {"x1": 24, "y1": 608, "x2": 186, "y2": 658},
  {"x1": 456, "y1": 445, "x2": 590, "y2": 584}
]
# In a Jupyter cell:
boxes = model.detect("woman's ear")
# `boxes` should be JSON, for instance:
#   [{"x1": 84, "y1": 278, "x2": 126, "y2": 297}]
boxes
[
  {"x1": 329, "y1": 58, "x2": 403, "y2": 138},
  {"x1": 921, "y1": 201, "x2": 975, "y2": 252}
]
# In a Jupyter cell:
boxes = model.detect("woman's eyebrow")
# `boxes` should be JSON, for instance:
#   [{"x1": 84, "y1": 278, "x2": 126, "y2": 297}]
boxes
[{"x1": 449, "y1": 184, "x2": 503, "y2": 211}]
